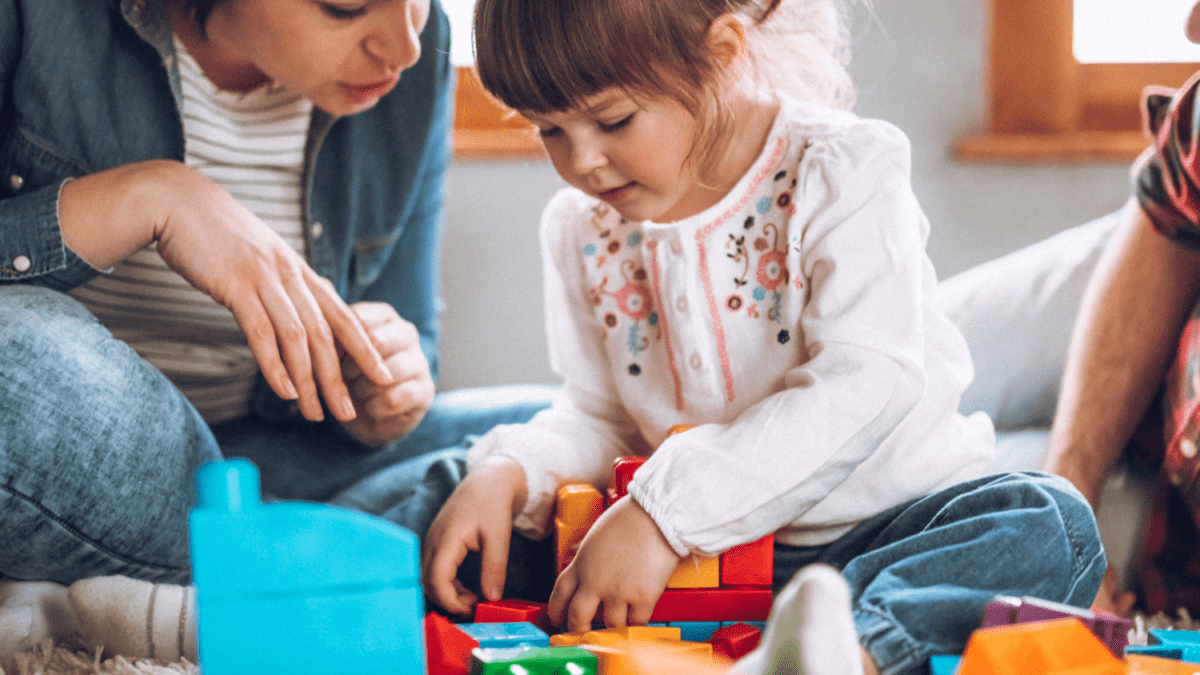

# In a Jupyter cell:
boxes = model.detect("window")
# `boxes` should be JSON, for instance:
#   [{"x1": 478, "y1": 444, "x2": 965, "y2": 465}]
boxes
[
  {"x1": 444, "y1": 0, "x2": 543, "y2": 158},
  {"x1": 955, "y1": 0, "x2": 1200, "y2": 162}
]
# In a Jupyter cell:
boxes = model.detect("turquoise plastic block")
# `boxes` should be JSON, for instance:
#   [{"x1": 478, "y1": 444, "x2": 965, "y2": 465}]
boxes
[
  {"x1": 458, "y1": 622, "x2": 550, "y2": 648},
  {"x1": 471, "y1": 645, "x2": 598, "y2": 675},
  {"x1": 929, "y1": 654, "x2": 961, "y2": 675},
  {"x1": 189, "y1": 459, "x2": 424, "y2": 675},
  {"x1": 668, "y1": 621, "x2": 721, "y2": 641},
  {"x1": 1147, "y1": 628, "x2": 1200, "y2": 663},
  {"x1": 1125, "y1": 644, "x2": 1185, "y2": 660}
]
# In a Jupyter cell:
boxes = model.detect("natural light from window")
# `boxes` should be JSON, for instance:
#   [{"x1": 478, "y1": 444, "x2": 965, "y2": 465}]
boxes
[
  {"x1": 444, "y1": 0, "x2": 475, "y2": 67},
  {"x1": 1075, "y1": 0, "x2": 1200, "y2": 63}
]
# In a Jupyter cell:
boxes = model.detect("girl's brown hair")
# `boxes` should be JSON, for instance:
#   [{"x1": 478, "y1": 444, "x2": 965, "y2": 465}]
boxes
[{"x1": 473, "y1": 0, "x2": 785, "y2": 177}]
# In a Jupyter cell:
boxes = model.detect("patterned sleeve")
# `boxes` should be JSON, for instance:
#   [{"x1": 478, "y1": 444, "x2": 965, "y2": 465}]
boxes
[{"x1": 1135, "y1": 70, "x2": 1200, "y2": 249}]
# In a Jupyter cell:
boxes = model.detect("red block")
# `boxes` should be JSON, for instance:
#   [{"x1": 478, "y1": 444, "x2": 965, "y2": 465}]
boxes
[
  {"x1": 649, "y1": 587, "x2": 773, "y2": 623},
  {"x1": 611, "y1": 456, "x2": 647, "y2": 500},
  {"x1": 709, "y1": 623, "x2": 763, "y2": 660},
  {"x1": 474, "y1": 599, "x2": 553, "y2": 634},
  {"x1": 720, "y1": 535, "x2": 774, "y2": 587},
  {"x1": 424, "y1": 613, "x2": 479, "y2": 675}
]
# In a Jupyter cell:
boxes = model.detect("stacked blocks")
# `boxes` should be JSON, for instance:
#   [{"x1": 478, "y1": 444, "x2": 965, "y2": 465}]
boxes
[
  {"x1": 554, "y1": 452, "x2": 774, "y2": 624},
  {"x1": 982, "y1": 595, "x2": 1131, "y2": 658},
  {"x1": 188, "y1": 459, "x2": 425, "y2": 675}
]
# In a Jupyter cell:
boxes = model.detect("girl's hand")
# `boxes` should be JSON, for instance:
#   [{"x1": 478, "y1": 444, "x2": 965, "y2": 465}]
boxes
[
  {"x1": 548, "y1": 496, "x2": 681, "y2": 633},
  {"x1": 59, "y1": 161, "x2": 393, "y2": 423},
  {"x1": 339, "y1": 302, "x2": 435, "y2": 447},
  {"x1": 422, "y1": 456, "x2": 527, "y2": 616}
]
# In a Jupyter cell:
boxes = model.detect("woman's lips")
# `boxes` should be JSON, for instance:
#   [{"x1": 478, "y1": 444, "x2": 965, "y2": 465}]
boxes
[{"x1": 342, "y1": 76, "x2": 399, "y2": 103}]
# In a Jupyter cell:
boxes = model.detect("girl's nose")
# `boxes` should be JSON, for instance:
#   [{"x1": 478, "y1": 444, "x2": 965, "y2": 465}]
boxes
[
  {"x1": 570, "y1": 138, "x2": 607, "y2": 175},
  {"x1": 364, "y1": 4, "x2": 423, "y2": 73}
]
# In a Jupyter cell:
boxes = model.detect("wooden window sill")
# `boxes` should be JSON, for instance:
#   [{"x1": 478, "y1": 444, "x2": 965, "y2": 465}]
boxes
[
  {"x1": 454, "y1": 129, "x2": 545, "y2": 159},
  {"x1": 953, "y1": 130, "x2": 1151, "y2": 163},
  {"x1": 452, "y1": 67, "x2": 547, "y2": 160}
]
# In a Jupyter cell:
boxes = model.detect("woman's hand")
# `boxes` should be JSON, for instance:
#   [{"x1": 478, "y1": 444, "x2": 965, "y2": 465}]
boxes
[
  {"x1": 548, "y1": 495, "x2": 681, "y2": 633},
  {"x1": 422, "y1": 456, "x2": 527, "y2": 616},
  {"x1": 58, "y1": 160, "x2": 393, "y2": 422},
  {"x1": 339, "y1": 302, "x2": 434, "y2": 447}
]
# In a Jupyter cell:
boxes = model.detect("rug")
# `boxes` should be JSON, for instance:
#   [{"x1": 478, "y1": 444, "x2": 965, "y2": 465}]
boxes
[{"x1": 0, "y1": 640, "x2": 196, "y2": 675}]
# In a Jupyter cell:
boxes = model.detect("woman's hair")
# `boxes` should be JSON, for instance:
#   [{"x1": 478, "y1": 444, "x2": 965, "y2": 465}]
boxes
[
  {"x1": 180, "y1": 0, "x2": 226, "y2": 35},
  {"x1": 473, "y1": 0, "x2": 855, "y2": 177}
]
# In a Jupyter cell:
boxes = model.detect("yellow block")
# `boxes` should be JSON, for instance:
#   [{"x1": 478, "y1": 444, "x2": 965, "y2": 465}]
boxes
[
  {"x1": 666, "y1": 554, "x2": 720, "y2": 589},
  {"x1": 555, "y1": 483, "x2": 604, "y2": 574}
]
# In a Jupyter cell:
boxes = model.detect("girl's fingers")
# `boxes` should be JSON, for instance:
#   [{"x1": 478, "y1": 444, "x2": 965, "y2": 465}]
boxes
[{"x1": 602, "y1": 600, "x2": 631, "y2": 629}]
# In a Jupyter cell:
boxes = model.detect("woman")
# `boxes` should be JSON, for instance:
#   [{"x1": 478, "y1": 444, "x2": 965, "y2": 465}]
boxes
[{"x1": 0, "y1": 0, "x2": 546, "y2": 586}]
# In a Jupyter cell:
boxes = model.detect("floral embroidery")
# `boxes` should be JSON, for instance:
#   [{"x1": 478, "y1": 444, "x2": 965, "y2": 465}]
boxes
[
  {"x1": 719, "y1": 172, "x2": 794, "y2": 328},
  {"x1": 582, "y1": 204, "x2": 660, "y2": 373}
]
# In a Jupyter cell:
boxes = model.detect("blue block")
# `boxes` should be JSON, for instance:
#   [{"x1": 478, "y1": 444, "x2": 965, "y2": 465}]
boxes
[
  {"x1": 668, "y1": 621, "x2": 721, "y2": 641},
  {"x1": 1126, "y1": 644, "x2": 1185, "y2": 660},
  {"x1": 1147, "y1": 628, "x2": 1200, "y2": 663},
  {"x1": 458, "y1": 621, "x2": 550, "y2": 648},
  {"x1": 189, "y1": 459, "x2": 424, "y2": 675},
  {"x1": 929, "y1": 654, "x2": 961, "y2": 675}
]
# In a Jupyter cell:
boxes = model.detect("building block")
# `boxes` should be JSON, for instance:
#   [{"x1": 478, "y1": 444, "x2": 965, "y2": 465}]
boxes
[
  {"x1": 957, "y1": 618, "x2": 1124, "y2": 675},
  {"x1": 708, "y1": 623, "x2": 762, "y2": 660},
  {"x1": 1145, "y1": 628, "x2": 1200, "y2": 663},
  {"x1": 666, "y1": 554, "x2": 720, "y2": 588},
  {"x1": 1127, "y1": 653, "x2": 1200, "y2": 674},
  {"x1": 458, "y1": 622, "x2": 550, "y2": 649},
  {"x1": 928, "y1": 654, "x2": 961, "y2": 675},
  {"x1": 426, "y1": 613, "x2": 482, "y2": 675},
  {"x1": 1126, "y1": 644, "x2": 1187, "y2": 660},
  {"x1": 719, "y1": 535, "x2": 774, "y2": 587},
  {"x1": 668, "y1": 621, "x2": 721, "y2": 642},
  {"x1": 981, "y1": 595, "x2": 1131, "y2": 658},
  {"x1": 188, "y1": 459, "x2": 424, "y2": 675},
  {"x1": 555, "y1": 483, "x2": 604, "y2": 574},
  {"x1": 475, "y1": 599, "x2": 554, "y2": 634},
  {"x1": 470, "y1": 645, "x2": 598, "y2": 675},
  {"x1": 649, "y1": 587, "x2": 773, "y2": 623},
  {"x1": 611, "y1": 457, "x2": 647, "y2": 500}
]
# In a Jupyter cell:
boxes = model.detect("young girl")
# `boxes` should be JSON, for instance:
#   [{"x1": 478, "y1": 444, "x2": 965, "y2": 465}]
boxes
[{"x1": 423, "y1": 0, "x2": 1106, "y2": 671}]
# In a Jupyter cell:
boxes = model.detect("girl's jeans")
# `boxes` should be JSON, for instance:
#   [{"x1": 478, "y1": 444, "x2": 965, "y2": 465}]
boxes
[{"x1": 0, "y1": 284, "x2": 552, "y2": 585}]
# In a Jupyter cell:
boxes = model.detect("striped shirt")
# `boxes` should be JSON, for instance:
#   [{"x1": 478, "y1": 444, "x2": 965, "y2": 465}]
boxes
[{"x1": 70, "y1": 37, "x2": 313, "y2": 423}]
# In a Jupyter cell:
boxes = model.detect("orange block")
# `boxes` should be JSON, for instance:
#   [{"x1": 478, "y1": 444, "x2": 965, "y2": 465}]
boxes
[
  {"x1": 1127, "y1": 654, "x2": 1200, "y2": 674},
  {"x1": 555, "y1": 483, "x2": 604, "y2": 574},
  {"x1": 667, "y1": 555, "x2": 720, "y2": 589},
  {"x1": 958, "y1": 619, "x2": 1123, "y2": 675}
]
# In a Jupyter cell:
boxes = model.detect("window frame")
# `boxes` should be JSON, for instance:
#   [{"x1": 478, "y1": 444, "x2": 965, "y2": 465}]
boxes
[
  {"x1": 954, "y1": 0, "x2": 1199, "y2": 162},
  {"x1": 452, "y1": 67, "x2": 545, "y2": 159}
]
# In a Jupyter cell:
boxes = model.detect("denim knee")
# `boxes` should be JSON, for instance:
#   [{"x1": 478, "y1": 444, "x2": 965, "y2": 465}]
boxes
[{"x1": 0, "y1": 285, "x2": 220, "y2": 584}]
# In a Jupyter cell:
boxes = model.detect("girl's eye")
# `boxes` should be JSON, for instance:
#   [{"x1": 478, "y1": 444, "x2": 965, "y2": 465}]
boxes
[
  {"x1": 599, "y1": 114, "x2": 634, "y2": 133},
  {"x1": 321, "y1": 2, "x2": 367, "y2": 19},
  {"x1": 537, "y1": 126, "x2": 563, "y2": 139}
]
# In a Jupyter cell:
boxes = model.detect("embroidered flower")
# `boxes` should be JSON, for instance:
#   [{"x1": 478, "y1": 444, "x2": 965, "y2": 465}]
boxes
[
  {"x1": 778, "y1": 330, "x2": 790, "y2": 344},
  {"x1": 604, "y1": 313, "x2": 618, "y2": 327},
  {"x1": 756, "y1": 250, "x2": 788, "y2": 291},
  {"x1": 776, "y1": 192, "x2": 791, "y2": 209},
  {"x1": 756, "y1": 196, "x2": 772, "y2": 215},
  {"x1": 628, "y1": 363, "x2": 642, "y2": 376},
  {"x1": 607, "y1": 240, "x2": 621, "y2": 254},
  {"x1": 627, "y1": 232, "x2": 643, "y2": 247},
  {"x1": 726, "y1": 294, "x2": 743, "y2": 311},
  {"x1": 754, "y1": 237, "x2": 770, "y2": 252},
  {"x1": 615, "y1": 283, "x2": 653, "y2": 320}
]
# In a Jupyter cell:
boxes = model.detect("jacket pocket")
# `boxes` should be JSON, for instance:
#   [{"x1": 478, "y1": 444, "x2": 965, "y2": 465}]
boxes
[{"x1": 0, "y1": 128, "x2": 84, "y2": 198}]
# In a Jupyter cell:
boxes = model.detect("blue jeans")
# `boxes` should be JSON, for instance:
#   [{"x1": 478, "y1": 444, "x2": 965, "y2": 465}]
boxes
[
  {"x1": 773, "y1": 471, "x2": 1105, "y2": 675},
  {"x1": 0, "y1": 285, "x2": 552, "y2": 585}
]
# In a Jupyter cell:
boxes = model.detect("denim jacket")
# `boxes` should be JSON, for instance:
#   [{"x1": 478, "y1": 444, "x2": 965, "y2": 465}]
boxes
[{"x1": 0, "y1": 0, "x2": 454, "y2": 393}]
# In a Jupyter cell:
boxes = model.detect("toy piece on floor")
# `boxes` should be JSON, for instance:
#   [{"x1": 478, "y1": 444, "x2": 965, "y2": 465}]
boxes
[
  {"x1": 555, "y1": 484, "x2": 604, "y2": 574},
  {"x1": 928, "y1": 654, "x2": 961, "y2": 675},
  {"x1": 470, "y1": 645, "x2": 598, "y2": 675},
  {"x1": 427, "y1": 613, "x2": 482, "y2": 675},
  {"x1": 475, "y1": 599, "x2": 554, "y2": 634},
  {"x1": 957, "y1": 618, "x2": 1123, "y2": 675},
  {"x1": 708, "y1": 622, "x2": 762, "y2": 660},
  {"x1": 188, "y1": 458, "x2": 425, "y2": 675},
  {"x1": 982, "y1": 594, "x2": 1132, "y2": 658},
  {"x1": 1126, "y1": 653, "x2": 1200, "y2": 673},
  {"x1": 1135, "y1": 628, "x2": 1200, "y2": 663},
  {"x1": 548, "y1": 626, "x2": 714, "y2": 675},
  {"x1": 458, "y1": 622, "x2": 550, "y2": 649}
]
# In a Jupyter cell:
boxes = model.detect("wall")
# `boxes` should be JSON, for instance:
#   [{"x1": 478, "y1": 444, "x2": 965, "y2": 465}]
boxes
[{"x1": 437, "y1": 0, "x2": 1136, "y2": 391}]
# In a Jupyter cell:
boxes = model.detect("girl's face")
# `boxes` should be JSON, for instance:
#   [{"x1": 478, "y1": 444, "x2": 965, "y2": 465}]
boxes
[
  {"x1": 205, "y1": 0, "x2": 430, "y2": 115},
  {"x1": 522, "y1": 90, "x2": 721, "y2": 224}
]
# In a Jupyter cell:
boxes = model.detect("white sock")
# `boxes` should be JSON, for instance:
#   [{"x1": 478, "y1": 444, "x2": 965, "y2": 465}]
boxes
[
  {"x1": 0, "y1": 579, "x2": 79, "y2": 657},
  {"x1": 67, "y1": 576, "x2": 197, "y2": 662},
  {"x1": 733, "y1": 564, "x2": 865, "y2": 675}
]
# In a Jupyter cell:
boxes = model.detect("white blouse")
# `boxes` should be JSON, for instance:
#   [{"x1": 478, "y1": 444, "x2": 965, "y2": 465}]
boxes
[{"x1": 468, "y1": 97, "x2": 996, "y2": 556}]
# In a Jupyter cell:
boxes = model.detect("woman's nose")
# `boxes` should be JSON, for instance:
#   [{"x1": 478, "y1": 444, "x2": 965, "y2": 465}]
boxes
[{"x1": 364, "y1": 3, "x2": 423, "y2": 72}]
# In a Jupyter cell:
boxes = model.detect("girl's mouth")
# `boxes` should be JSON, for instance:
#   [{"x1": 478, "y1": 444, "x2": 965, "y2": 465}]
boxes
[{"x1": 599, "y1": 183, "x2": 636, "y2": 202}]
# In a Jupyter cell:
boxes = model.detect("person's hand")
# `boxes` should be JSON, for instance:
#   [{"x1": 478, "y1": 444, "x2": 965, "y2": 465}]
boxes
[
  {"x1": 422, "y1": 456, "x2": 527, "y2": 616},
  {"x1": 1091, "y1": 565, "x2": 1136, "y2": 616},
  {"x1": 548, "y1": 495, "x2": 681, "y2": 633},
  {"x1": 59, "y1": 161, "x2": 394, "y2": 423},
  {"x1": 338, "y1": 302, "x2": 434, "y2": 447}
]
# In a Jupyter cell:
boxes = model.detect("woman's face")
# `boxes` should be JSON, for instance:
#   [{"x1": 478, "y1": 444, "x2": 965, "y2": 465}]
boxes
[{"x1": 206, "y1": 0, "x2": 431, "y2": 115}]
